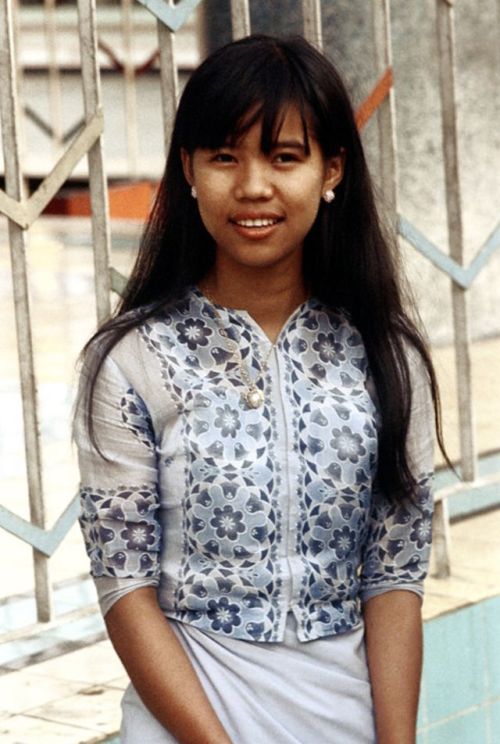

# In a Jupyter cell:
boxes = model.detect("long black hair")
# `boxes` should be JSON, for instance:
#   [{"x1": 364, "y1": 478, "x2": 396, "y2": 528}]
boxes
[{"x1": 80, "y1": 34, "x2": 449, "y2": 500}]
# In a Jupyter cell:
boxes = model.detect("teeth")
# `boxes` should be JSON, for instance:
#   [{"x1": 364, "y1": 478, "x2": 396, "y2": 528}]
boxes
[{"x1": 236, "y1": 218, "x2": 278, "y2": 227}]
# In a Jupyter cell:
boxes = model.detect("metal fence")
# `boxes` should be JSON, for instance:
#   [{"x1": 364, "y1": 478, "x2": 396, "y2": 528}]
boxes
[{"x1": 0, "y1": 0, "x2": 499, "y2": 624}]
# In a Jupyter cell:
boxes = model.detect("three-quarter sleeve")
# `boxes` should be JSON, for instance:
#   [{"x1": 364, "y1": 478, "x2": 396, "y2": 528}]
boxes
[
  {"x1": 359, "y1": 349, "x2": 435, "y2": 603},
  {"x1": 74, "y1": 352, "x2": 162, "y2": 615}
]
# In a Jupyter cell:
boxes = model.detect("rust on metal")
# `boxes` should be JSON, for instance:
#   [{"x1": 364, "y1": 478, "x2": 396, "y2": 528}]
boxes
[{"x1": 355, "y1": 67, "x2": 394, "y2": 131}]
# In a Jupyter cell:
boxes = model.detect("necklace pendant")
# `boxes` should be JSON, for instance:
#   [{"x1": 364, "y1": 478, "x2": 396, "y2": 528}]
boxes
[{"x1": 245, "y1": 386, "x2": 265, "y2": 409}]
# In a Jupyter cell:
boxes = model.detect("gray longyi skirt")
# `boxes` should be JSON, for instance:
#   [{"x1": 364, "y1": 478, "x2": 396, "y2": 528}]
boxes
[{"x1": 120, "y1": 614, "x2": 376, "y2": 744}]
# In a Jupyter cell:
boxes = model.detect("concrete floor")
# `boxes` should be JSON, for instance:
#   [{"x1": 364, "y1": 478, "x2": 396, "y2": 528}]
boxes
[{"x1": 0, "y1": 640, "x2": 126, "y2": 743}]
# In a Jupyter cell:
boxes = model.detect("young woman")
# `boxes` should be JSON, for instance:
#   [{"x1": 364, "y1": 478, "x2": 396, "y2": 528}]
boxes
[{"x1": 75, "y1": 35, "x2": 444, "y2": 744}]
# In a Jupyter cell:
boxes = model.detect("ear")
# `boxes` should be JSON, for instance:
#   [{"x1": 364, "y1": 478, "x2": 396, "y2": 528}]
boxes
[
  {"x1": 180, "y1": 148, "x2": 194, "y2": 187},
  {"x1": 323, "y1": 149, "x2": 346, "y2": 192}
]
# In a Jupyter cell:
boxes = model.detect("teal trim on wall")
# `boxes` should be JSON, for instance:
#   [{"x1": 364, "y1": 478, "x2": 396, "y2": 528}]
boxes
[
  {"x1": 0, "y1": 577, "x2": 105, "y2": 672},
  {"x1": 426, "y1": 709, "x2": 488, "y2": 744},
  {"x1": 418, "y1": 594, "x2": 500, "y2": 742},
  {"x1": 424, "y1": 603, "x2": 486, "y2": 722},
  {"x1": 485, "y1": 596, "x2": 500, "y2": 699},
  {"x1": 417, "y1": 677, "x2": 428, "y2": 731},
  {"x1": 490, "y1": 702, "x2": 500, "y2": 741},
  {"x1": 435, "y1": 451, "x2": 500, "y2": 520}
]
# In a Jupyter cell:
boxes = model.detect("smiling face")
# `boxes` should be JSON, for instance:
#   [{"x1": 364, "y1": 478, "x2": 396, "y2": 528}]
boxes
[{"x1": 181, "y1": 106, "x2": 344, "y2": 278}]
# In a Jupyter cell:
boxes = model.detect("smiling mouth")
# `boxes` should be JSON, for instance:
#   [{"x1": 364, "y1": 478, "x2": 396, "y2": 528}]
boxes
[{"x1": 232, "y1": 217, "x2": 282, "y2": 228}]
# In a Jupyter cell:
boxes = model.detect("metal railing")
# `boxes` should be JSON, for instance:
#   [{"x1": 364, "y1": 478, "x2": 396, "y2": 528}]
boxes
[{"x1": 0, "y1": 0, "x2": 499, "y2": 624}]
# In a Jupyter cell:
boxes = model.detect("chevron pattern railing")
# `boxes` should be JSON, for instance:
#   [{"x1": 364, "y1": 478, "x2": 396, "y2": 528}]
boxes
[
  {"x1": 0, "y1": 0, "x2": 110, "y2": 622},
  {"x1": 0, "y1": 0, "x2": 497, "y2": 626}
]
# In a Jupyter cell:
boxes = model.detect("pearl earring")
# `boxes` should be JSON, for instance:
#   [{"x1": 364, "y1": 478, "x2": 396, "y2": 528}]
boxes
[
  {"x1": 323, "y1": 189, "x2": 335, "y2": 203},
  {"x1": 191, "y1": 186, "x2": 197, "y2": 199}
]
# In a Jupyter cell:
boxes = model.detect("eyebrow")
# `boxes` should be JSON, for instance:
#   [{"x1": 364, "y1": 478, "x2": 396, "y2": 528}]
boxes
[
  {"x1": 272, "y1": 139, "x2": 307, "y2": 151},
  {"x1": 215, "y1": 138, "x2": 308, "y2": 153}
]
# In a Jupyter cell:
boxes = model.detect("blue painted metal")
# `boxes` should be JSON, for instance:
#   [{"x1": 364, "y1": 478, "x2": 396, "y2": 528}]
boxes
[
  {"x1": 0, "y1": 611, "x2": 106, "y2": 672},
  {"x1": 399, "y1": 215, "x2": 468, "y2": 286},
  {"x1": 136, "y1": 0, "x2": 204, "y2": 32},
  {"x1": 0, "y1": 495, "x2": 80, "y2": 557},
  {"x1": 469, "y1": 221, "x2": 500, "y2": 285},
  {"x1": 435, "y1": 451, "x2": 500, "y2": 520},
  {"x1": 447, "y1": 479, "x2": 500, "y2": 521},
  {"x1": 398, "y1": 215, "x2": 500, "y2": 289}
]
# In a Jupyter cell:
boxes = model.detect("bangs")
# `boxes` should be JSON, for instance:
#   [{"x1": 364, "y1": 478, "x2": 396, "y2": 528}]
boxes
[{"x1": 179, "y1": 41, "x2": 316, "y2": 154}]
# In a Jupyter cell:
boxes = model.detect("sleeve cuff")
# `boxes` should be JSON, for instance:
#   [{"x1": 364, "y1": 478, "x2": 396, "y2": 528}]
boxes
[
  {"x1": 94, "y1": 575, "x2": 160, "y2": 617},
  {"x1": 360, "y1": 582, "x2": 424, "y2": 604}
]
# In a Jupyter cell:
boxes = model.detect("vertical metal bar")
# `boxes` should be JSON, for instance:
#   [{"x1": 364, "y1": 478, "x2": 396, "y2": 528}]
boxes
[
  {"x1": 432, "y1": 498, "x2": 451, "y2": 578},
  {"x1": 372, "y1": 0, "x2": 398, "y2": 216},
  {"x1": 0, "y1": 0, "x2": 52, "y2": 622},
  {"x1": 11, "y1": 0, "x2": 27, "y2": 196},
  {"x1": 157, "y1": 14, "x2": 179, "y2": 156},
  {"x1": 44, "y1": 0, "x2": 63, "y2": 151},
  {"x1": 230, "y1": 0, "x2": 250, "y2": 40},
  {"x1": 122, "y1": 0, "x2": 139, "y2": 176},
  {"x1": 302, "y1": 0, "x2": 323, "y2": 49},
  {"x1": 77, "y1": 0, "x2": 111, "y2": 324},
  {"x1": 436, "y1": 0, "x2": 476, "y2": 482}
]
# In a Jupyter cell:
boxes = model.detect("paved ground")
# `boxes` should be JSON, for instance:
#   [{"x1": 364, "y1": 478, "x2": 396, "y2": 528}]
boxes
[{"x1": 0, "y1": 641, "x2": 126, "y2": 743}]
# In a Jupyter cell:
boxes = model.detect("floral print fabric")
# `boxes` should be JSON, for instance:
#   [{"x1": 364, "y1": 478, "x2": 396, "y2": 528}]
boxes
[
  {"x1": 76, "y1": 288, "x2": 434, "y2": 642},
  {"x1": 79, "y1": 484, "x2": 161, "y2": 579}
]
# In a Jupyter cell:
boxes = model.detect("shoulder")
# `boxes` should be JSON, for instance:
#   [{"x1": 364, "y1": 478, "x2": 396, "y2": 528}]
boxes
[
  {"x1": 88, "y1": 290, "x2": 200, "y2": 370},
  {"x1": 81, "y1": 294, "x2": 197, "y2": 411}
]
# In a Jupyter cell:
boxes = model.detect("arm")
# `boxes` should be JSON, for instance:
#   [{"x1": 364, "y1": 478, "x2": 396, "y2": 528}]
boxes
[
  {"x1": 360, "y1": 349, "x2": 435, "y2": 742},
  {"x1": 363, "y1": 590, "x2": 423, "y2": 744},
  {"x1": 105, "y1": 587, "x2": 232, "y2": 744},
  {"x1": 75, "y1": 352, "x2": 231, "y2": 743}
]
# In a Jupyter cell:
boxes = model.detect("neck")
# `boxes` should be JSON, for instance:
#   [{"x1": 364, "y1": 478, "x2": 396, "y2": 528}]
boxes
[{"x1": 200, "y1": 259, "x2": 308, "y2": 343}]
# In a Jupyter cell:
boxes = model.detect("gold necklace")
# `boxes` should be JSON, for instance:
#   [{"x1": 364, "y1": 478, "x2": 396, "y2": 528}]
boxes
[{"x1": 206, "y1": 296, "x2": 275, "y2": 409}]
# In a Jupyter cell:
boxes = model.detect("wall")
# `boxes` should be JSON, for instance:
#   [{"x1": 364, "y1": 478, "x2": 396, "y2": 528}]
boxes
[{"x1": 419, "y1": 595, "x2": 500, "y2": 743}]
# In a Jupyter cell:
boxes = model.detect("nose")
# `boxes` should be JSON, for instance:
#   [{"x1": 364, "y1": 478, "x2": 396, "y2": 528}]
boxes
[{"x1": 234, "y1": 160, "x2": 273, "y2": 201}]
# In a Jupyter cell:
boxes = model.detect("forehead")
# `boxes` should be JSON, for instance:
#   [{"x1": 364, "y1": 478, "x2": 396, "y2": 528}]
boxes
[{"x1": 227, "y1": 103, "x2": 314, "y2": 152}]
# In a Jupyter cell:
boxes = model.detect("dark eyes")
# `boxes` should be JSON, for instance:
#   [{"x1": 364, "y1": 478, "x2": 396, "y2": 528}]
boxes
[
  {"x1": 211, "y1": 151, "x2": 300, "y2": 164},
  {"x1": 213, "y1": 152, "x2": 235, "y2": 163},
  {"x1": 274, "y1": 152, "x2": 300, "y2": 163}
]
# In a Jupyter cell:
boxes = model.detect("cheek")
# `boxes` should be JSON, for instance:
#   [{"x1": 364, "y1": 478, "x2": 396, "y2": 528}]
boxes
[
  {"x1": 292, "y1": 183, "x2": 323, "y2": 219},
  {"x1": 290, "y1": 170, "x2": 325, "y2": 206},
  {"x1": 195, "y1": 183, "x2": 226, "y2": 222},
  {"x1": 196, "y1": 204, "x2": 218, "y2": 236},
  {"x1": 291, "y1": 190, "x2": 324, "y2": 236},
  {"x1": 301, "y1": 201, "x2": 323, "y2": 233}
]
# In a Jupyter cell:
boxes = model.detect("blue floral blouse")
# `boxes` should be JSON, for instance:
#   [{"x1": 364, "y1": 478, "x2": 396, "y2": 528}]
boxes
[{"x1": 76, "y1": 288, "x2": 434, "y2": 643}]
